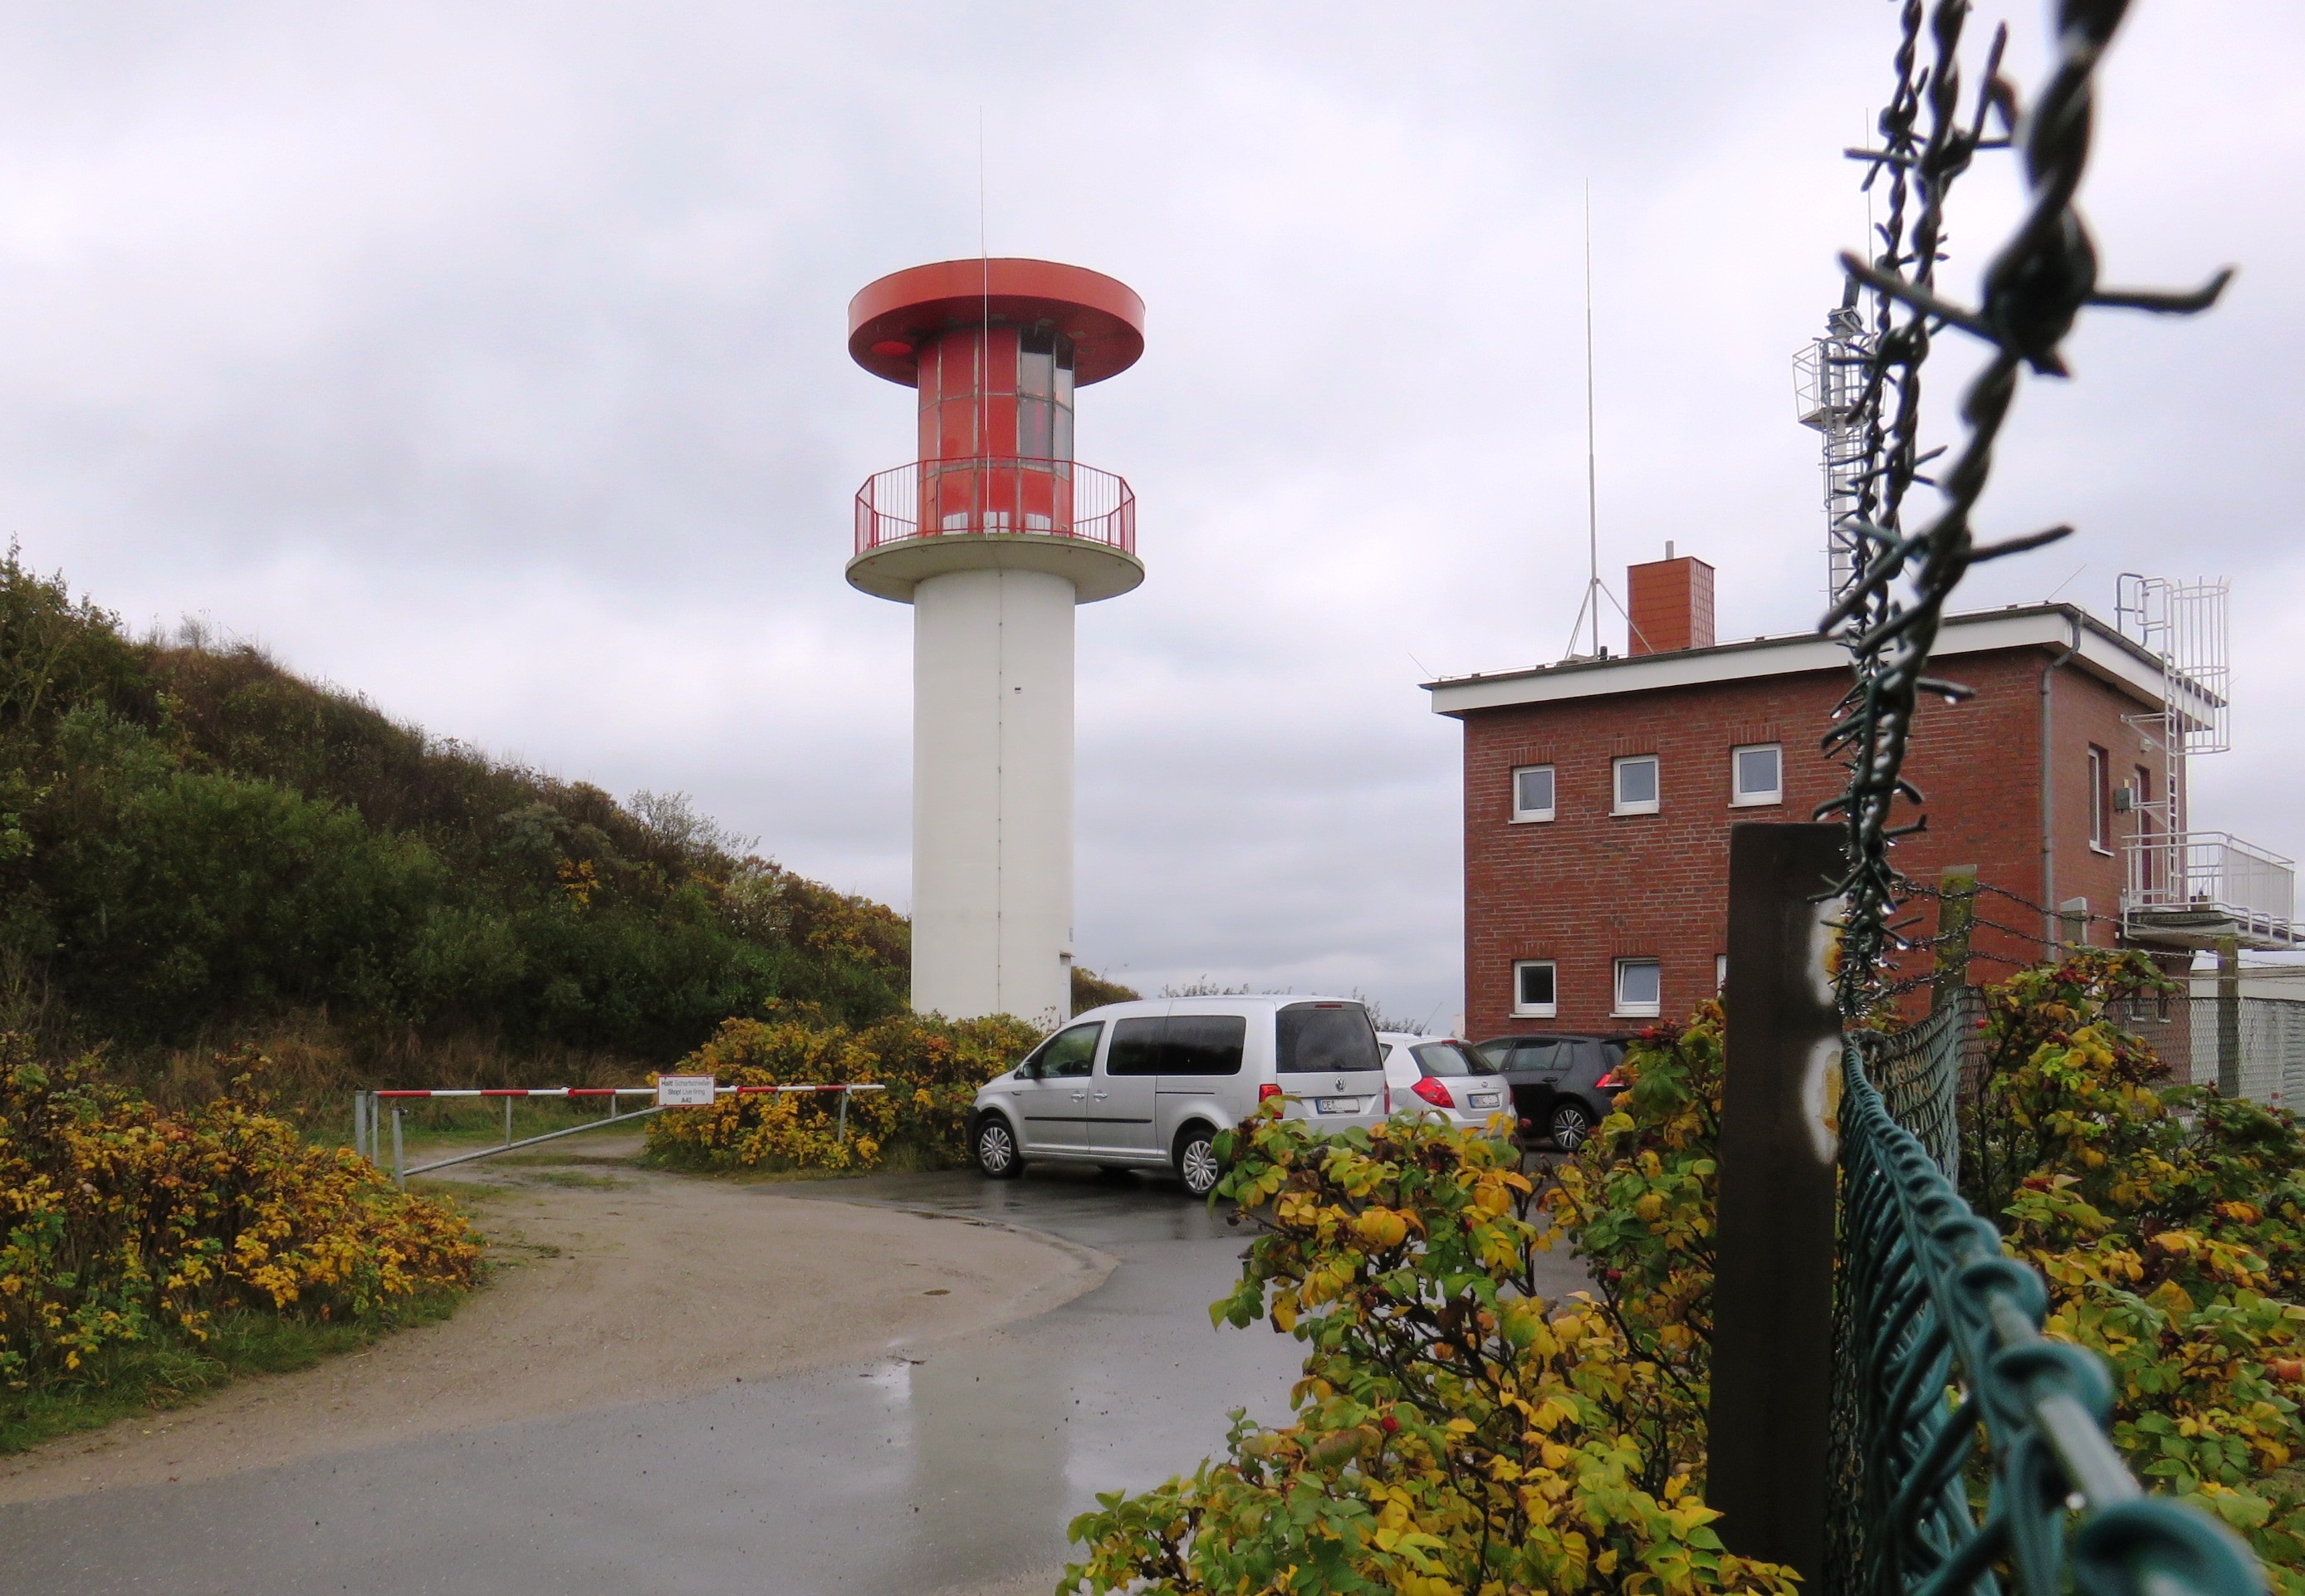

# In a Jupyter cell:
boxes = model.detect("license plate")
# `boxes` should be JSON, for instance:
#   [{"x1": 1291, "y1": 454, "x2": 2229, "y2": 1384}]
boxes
[
  {"x1": 1314, "y1": 1097, "x2": 1362, "y2": 1114},
  {"x1": 1469, "y1": 1094, "x2": 1501, "y2": 1109}
]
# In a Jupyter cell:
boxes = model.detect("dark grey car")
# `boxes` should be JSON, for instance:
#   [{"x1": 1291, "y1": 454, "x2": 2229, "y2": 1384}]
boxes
[{"x1": 1470, "y1": 1032, "x2": 1632, "y2": 1151}]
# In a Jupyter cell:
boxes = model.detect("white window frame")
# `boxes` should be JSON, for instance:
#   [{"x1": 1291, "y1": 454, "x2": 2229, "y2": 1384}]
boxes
[
  {"x1": 1715, "y1": 953, "x2": 1728, "y2": 993},
  {"x1": 1510, "y1": 764, "x2": 1556, "y2": 824},
  {"x1": 1613, "y1": 957, "x2": 1661, "y2": 1019},
  {"x1": 1612, "y1": 754, "x2": 1661, "y2": 816},
  {"x1": 1512, "y1": 960, "x2": 1558, "y2": 1018},
  {"x1": 2087, "y1": 746, "x2": 2111, "y2": 854},
  {"x1": 1730, "y1": 742, "x2": 1783, "y2": 808}
]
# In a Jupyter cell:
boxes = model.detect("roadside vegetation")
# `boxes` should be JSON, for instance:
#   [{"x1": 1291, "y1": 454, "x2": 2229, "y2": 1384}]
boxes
[
  {"x1": 0, "y1": 547, "x2": 916, "y2": 1117},
  {"x1": 643, "y1": 1011, "x2": 1040, "y2": 1174},
  {"x1": 1963, "y1": 951, "x2": 2305, "y2": 1577},
  {"x1": 1068, "y1": 956, "x2": 2305, "y2": 1595},
  {"x1": 0, "y1": 1035, "x2": 479, "y2": 1452}
]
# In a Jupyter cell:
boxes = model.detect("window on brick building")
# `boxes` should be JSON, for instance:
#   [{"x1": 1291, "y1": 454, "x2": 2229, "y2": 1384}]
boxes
[
  {"x1": 1614, "y1": 957, "x2": 1661, "y2": 1017},
  {"x1": 1730, "y1": 743, "x2": 1782, "y2": 807},
  {"x1": 2087, "y1": 745, "x2": 2112, "y2": 853},
  {"x1": 2129, "y1": 765, "x2": 2154, "y2": 892},
  {"x1": 1612, "y1": 755, "x2": 1660, "y2": 815},
  {"x1": 1715, "y1": 953, "x2": 1727, "y2": 993},
  {"x1": 1512, "y1": 961, "x2": 1558, "y2": 1017},
  {"x1": 1511, "y1": 765, "x2": 1556, "y2": 823}
]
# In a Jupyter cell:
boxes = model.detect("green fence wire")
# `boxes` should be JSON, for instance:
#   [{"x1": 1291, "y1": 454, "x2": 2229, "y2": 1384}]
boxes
[{"x1": 1828, "y1": 1005, "x2": 2264, "y2": 1596}]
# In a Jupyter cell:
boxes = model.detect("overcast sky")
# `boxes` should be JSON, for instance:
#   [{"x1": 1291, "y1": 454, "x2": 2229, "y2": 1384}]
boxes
[{"x1": 2, "y1": 2, "x2": 2297, "y2": 1027}]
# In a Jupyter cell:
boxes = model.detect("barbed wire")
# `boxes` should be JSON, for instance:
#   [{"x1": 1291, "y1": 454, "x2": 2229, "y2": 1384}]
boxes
[{"x1": 1818, "y1": 0, "x2": 2233, "y2": 1017}]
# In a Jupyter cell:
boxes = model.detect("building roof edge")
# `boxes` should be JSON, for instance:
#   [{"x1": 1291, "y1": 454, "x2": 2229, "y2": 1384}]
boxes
[{"x1": 1422, "y1": 603, "x2": 2167, "y2": 717}]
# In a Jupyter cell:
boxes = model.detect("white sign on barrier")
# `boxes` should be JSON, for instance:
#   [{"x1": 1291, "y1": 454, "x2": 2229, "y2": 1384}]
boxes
[{"x1": 655, "y1": 1075, "x2": 717, "y2": 1108}]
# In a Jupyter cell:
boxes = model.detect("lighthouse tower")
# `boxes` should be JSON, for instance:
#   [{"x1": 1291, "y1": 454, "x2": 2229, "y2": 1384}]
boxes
[{"x1": 847, "y1": 258, "x2": 1145, "y2": 1024}]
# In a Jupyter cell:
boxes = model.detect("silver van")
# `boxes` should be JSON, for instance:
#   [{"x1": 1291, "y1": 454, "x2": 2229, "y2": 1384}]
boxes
[{"x1": 968, "y1": 996, "x2": 1392, "y2": 1196}]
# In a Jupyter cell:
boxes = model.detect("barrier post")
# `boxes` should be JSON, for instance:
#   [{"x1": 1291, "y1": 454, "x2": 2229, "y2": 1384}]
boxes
[
  {"x1": 391, "y1": 1108, "x2": 404, "y2": 1189},
  {"x1": 504, "y1": 1096, "x2": 513, "y2": 1147},
  {"x1": 837, "y1": 1089, "x2": 851, "y2": 1143}
]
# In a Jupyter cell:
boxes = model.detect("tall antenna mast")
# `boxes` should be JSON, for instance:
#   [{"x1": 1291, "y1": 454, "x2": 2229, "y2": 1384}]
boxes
[
  {"x1": 978, "y1": 110, "x2": 989, "y2": 460},
  {"x1": 1583, "y1": 183, "x2": 1601, "y2": 658},
  {"x1": 1559, "y1": 184, "x2": 1614, "y2": 663},
  {"x1": 1795, "y1": 110, "x2": 1878, "y2": 605}
]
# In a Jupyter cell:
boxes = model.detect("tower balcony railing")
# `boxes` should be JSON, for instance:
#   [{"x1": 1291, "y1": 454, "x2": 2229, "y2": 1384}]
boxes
[
  {"x1": 854, "y1": 458, "x2": 1135, "y2": 558},
  {"x1": 2121, "y1": 830, "x2": 2298, "y2": 945}
]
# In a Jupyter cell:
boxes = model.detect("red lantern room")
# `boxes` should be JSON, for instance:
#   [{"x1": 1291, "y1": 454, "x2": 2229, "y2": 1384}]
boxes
[{"x1": 846, "y1": 258, "x2": 1146, "y2": 603}]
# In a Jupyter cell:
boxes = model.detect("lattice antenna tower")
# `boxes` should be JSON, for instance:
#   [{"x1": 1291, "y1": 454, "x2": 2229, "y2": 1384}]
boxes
[
  {"x1": 1794, "y1": 290, "x2": 1875, "y2": 605},
  {"x1": 2114, "y1": 573, "x2": 2231, "y2": 845}
]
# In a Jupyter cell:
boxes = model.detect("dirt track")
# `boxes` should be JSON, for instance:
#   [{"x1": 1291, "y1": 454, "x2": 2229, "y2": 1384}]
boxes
[{"x1": 0, "y1": 1138, "x2": 1111, "y2": 1505}]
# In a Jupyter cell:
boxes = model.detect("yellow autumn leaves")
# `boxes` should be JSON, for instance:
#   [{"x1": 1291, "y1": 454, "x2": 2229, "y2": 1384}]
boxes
[
  {"x1": 1068, "y1": 1004, "x2": 1796, "y2": 1596},
  {"x1": 2, "y1": 1036, "x2": 479, "y2": 1393}
]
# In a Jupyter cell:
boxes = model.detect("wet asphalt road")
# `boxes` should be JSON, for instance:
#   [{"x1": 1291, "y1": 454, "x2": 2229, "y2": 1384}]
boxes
[{"x1": 1, "y1": 1163, "x2": 1589, "y2": 1596}]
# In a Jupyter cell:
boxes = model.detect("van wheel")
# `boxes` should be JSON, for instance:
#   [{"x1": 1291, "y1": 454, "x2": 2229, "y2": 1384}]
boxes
[
  {"x1": 1549, "y1": 1101, "x2": 1594, "y2": 1153},
  {"x1": 975, "y1": 1115, "x2": 1023, "y2": 1179},
  {"x1": 1174, "y1": 1124, "x2": 1221, "y2": 1197}
]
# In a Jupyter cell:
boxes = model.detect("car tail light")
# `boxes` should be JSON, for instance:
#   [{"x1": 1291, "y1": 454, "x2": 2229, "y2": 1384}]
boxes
[
  {"x1": 1259, "y1": 1083, "x2": 1283, "y2": 1102},
  {"x1": 1382, "y1": 1084, "x2": 1391, "y2": 1115},
  {"x1": 1411, "y1": 1076, "x2": 1453, "y2": 1109},
  {"x1": 1594, "y1": 1070, "x2": 1624, "y2": 1090}
]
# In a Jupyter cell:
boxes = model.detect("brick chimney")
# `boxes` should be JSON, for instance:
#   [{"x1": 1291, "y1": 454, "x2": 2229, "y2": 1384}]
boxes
[{"x1": 1627, "y1": 543, "x2": 1715, "y2": 655}]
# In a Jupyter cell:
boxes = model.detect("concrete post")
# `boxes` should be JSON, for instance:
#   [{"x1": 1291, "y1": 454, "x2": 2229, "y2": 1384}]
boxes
[
  {"x1": 2217, "y1": 933, "x2": 2241, "y2": 1098},
  {"x1": 1931, "y1": 866, "x2": 1978, "y2": 1013},
  {"x1": 1710, "y1": 822, "x2": 1846, "y2": 1582}
]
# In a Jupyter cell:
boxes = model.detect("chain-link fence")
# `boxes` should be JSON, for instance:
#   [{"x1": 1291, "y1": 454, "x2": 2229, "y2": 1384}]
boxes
[
  {"x1": 1828, "y1": 1002, "x2": 2262, "y2": 1596},
  {"x1": 2106, "y1": 991, "x2": 2305, "y2": 1109}
]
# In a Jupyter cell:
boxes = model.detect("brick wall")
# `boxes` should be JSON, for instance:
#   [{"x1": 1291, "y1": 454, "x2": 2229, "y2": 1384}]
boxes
[{"x1": 1456, "y1": 647, "x2": 2170, "y2": 1040}]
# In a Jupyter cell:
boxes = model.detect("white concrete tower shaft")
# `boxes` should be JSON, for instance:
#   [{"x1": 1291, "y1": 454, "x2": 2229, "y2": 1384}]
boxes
[
  {"x1": 911, "y1": 566, "x2": 1075, "y2": 1021},
  {"x1": 845, "y1": 258, "x2": 1146, "y2": 1026}
]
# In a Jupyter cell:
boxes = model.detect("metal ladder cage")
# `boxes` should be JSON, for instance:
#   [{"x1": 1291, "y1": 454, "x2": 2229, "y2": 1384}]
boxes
[{"x1": 1827, "y1": 1016, "x2": 2264, "y2": 1596}]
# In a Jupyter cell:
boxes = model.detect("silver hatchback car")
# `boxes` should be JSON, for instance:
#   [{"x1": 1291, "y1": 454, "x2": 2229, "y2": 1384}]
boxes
[
  {"x1": 1378, "y1": 1032, "x2": 1513, "y2": 1133},
  {"x1": 969, "y1": 996, "x2": 1392, "y2": 1197}
]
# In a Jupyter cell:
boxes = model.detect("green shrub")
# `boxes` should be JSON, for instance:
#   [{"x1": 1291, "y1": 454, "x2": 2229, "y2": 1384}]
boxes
[
  {"x1": 0, "y1": 551, "x2": 912, "y2": 1075},
  {"x1": 643, "y1": 1011, "x2": 1041, "y2": 1173},
  {"x1": 1066, "y1": 1004, "x2": 1794, "y2": 1596},
  {"x1": 0, "y1": 1033, "x2": 480, "y2": 1427},
  {"x1": 1966, "y1": 950, "x2": 2305, "y2": 1584}
]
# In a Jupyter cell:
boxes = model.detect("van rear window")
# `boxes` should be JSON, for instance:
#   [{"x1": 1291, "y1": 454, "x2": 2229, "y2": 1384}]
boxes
[
  {"x1": 1107, "y1": 1015, "x2": 1247, "y2": 1077},
  {"x1": 1276, "y1": 1002, "x2": 1381, "y2": 1074}
]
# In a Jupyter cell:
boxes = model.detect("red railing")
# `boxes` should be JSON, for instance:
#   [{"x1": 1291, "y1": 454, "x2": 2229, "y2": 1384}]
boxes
[{"x1": 854, "y1": 458, "x2": 1135, "y2": 557}]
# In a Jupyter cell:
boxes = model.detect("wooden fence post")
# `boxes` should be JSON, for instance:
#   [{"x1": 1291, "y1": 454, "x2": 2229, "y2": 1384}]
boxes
[{"x1": 1710, "y1": 822, "x2": 1846, "y2": 1581}]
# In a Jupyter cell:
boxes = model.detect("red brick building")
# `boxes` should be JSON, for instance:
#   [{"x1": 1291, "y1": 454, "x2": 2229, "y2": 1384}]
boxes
[{"x1": 1426, "y1": 556, "x2": 2182, "y2": 1039}]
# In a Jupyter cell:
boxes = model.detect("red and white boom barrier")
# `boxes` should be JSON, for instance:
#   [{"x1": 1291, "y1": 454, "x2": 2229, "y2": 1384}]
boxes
[{"x1": 352, "y1": 1080, "x2": 885, "y2": 1186}]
